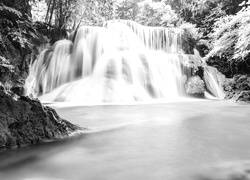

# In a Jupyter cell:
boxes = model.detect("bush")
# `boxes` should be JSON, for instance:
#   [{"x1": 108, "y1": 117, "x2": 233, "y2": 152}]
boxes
[
  {"x1": 185, "y1": 76, "x2": 205, "y2": 97},
  {"x1": 223, "y1": 74, "x2": 250, "y2": 102}
]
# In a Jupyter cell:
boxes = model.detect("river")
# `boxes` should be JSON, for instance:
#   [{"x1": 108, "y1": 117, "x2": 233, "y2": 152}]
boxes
[{"x1": 0, "y1": 99, "x2": 250, "y2": 180}]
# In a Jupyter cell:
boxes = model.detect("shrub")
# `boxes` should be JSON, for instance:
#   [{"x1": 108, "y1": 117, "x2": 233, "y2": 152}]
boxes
[{"x1": 185, "y1": 76, "x2": 205, "y2": 97}]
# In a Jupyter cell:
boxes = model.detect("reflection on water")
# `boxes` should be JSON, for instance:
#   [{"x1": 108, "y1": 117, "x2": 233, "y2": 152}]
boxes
[{"x1": 1, "y1": 100, "x2": 250, "y2": 180}]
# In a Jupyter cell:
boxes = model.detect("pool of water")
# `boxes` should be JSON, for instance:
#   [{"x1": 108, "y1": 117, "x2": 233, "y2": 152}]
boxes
[{"x1": 1, "y1": 100, "x2": 250, "y2": 180}]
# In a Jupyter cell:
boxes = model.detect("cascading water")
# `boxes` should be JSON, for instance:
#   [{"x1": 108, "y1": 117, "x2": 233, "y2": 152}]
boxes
[
  {"x1": 25, "y1": 20, "x2": 223, "y2": 103},
  {"x1": 203, "y1": 66, "x2": 225, "y2": 99}
]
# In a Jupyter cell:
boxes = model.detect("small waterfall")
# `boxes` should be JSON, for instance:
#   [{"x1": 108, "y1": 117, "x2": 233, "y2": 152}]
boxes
[
  {"x1": 203, "y1": 66, "x2": 225, "y2": 99},
  {"x1": 25, "y1": 40, "x2": 73, "y2": 95},
  {"x1": 25, "y1": 20, "x2": 223, "y2": 103}
]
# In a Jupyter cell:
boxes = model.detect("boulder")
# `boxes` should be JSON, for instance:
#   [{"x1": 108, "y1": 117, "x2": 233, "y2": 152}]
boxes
[{"x1": 0, "y1": 89, "x2": 80, "y2": 151}]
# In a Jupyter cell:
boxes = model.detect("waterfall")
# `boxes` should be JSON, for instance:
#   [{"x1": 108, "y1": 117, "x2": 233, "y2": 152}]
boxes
[
  {"x1": 203, "y1": 66, "x2": 225, "y2": 99},
  {"x1": 104, "y1": 20, "x2": 184, "y2": 53},
  {"x1": 25, "y1": 20, "x2": 223, "y2": 103}
]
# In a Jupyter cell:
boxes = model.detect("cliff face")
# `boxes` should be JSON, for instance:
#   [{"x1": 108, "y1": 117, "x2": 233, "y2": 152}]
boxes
[{"x1": 0, "y1": 85, "x2": 80, "y2": 151}]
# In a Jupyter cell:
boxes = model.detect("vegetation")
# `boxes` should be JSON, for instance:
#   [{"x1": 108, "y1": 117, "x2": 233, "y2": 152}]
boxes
[
  {"x1": 185, "y1": 76, "x2": 205, "y2": 97},
  {"x1": 0, "y1": 0, "x2": 48, "y2": 92},
  {"x1": 206, "y1": 1, "x2": 250, "y2": 76}
]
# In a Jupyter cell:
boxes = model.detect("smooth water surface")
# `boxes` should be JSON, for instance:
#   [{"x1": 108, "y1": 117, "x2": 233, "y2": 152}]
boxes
[{"x1": 0, "y1": 100, "x2": 250, "y2": 180}]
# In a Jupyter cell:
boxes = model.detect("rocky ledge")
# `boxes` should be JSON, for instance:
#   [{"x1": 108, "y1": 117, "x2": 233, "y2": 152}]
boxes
[{"x1": 0, "y1": 85, "x2": 80, "y2": 151}]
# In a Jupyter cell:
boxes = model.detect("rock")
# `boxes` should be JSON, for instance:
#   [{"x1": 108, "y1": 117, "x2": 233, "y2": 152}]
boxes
[
  {"x1": 0, "y1": 82, "x2": 5, "y2": 91},
  {"x1": 0, "y1": 89, "x2": 80, "y2": 151},
  {"x1": 185, "y1": 76, "x2": 205, "y2": 98},
  {"x1": 10, "y1": 79, "x2": 25, "y2": 96},
  {"x1": 51, "y1": 28, "x2": 68, "y2": 44}
]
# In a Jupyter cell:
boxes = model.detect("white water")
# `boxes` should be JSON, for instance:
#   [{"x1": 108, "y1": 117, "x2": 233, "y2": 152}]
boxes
[
  {"x1": 25, "y1": 20, "x2": 223, "y2": 103},
  {"x1": 204, "y1": 66, "x2": 225, "y2": 99}
]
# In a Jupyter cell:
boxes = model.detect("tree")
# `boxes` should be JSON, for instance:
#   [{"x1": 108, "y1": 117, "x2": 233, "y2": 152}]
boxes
[
  {"x1": 136, "y1": 0, "x2": 180, "y2": 27},
  {"x1": 45, "y1": 0, "x2": 78, "y2": 29},
  {"x1": 30, "y1": 0, "x2": 47, "y2": 22},
  {"x1": 67, "y1": 0, "x2": 115, "y2": 28},
  {"x1": 206, "y1": 0, "x2": 250, "y2": 76},
  {"x1": 114, "y1": 0, "x2": 140, "y2": 20}
]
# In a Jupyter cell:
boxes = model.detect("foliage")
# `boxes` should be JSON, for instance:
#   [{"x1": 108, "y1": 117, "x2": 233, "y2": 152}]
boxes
[
  {"x1": 0, "y1": 1, "x2": 41, "y2": 79},
  {"x1": 0, "y1": 4, "x2": 36, "y2": 52},
  {"x1": 30, "y1": 0, "x2": 47, "y2": 22},
  {"x1": 0, "y1": 56, "x2": 14, "y2": 72},
  {"x1": 44, "y1": 0, "x2": 78, "y2": 29},
  {"x1": 65, "y1": 0, "x2": 95, "y2": 28},
  {"x1": 185, "y1": 76, "x2": 205, "y2": 97},
  {"x1": 1, "y1": 0, "x2": 32, "y2": 17},
  {"x1": 45, "y1": 0, "x2": 115, "y2": 29},
  {"x1": 166, "y1": 0, "x2": 244, "y2": 27},
  {"x1": 135, "y1": 0, "x2": 180, "y2": 27},
  {"x1": 40, "y1": 0, "x2": 184, "y2": 28},
  {"x1": 114, "y1": 0, "x2": 140, "y2": 21},
  {"x1": 223, "y1": 74, "x2": 250, "y2": 101},
  {"x1": 164, "y1": 0, "x2": 245, "y2": 57},
  {"x1": 206, "y1": 0, "x2": 250, "y2": 76}
]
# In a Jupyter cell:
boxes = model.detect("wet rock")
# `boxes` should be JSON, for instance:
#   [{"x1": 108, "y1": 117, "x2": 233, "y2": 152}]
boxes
[
  {"x1": 0, "y1": 89, "x2": 80, "y2": 151},
  {"x1": 185, "y1": 76, "x2": 205, "y2": 98}
]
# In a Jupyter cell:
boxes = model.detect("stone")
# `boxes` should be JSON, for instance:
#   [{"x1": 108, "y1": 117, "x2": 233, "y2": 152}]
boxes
[{"x1": 0, "y1": 89, "x2": 81, "y2": 151}]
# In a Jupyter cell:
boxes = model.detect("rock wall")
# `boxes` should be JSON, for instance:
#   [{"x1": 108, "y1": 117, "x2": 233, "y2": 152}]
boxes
[{"x1": 0, "y1": 85, "x2": 80, "y2": 151}]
